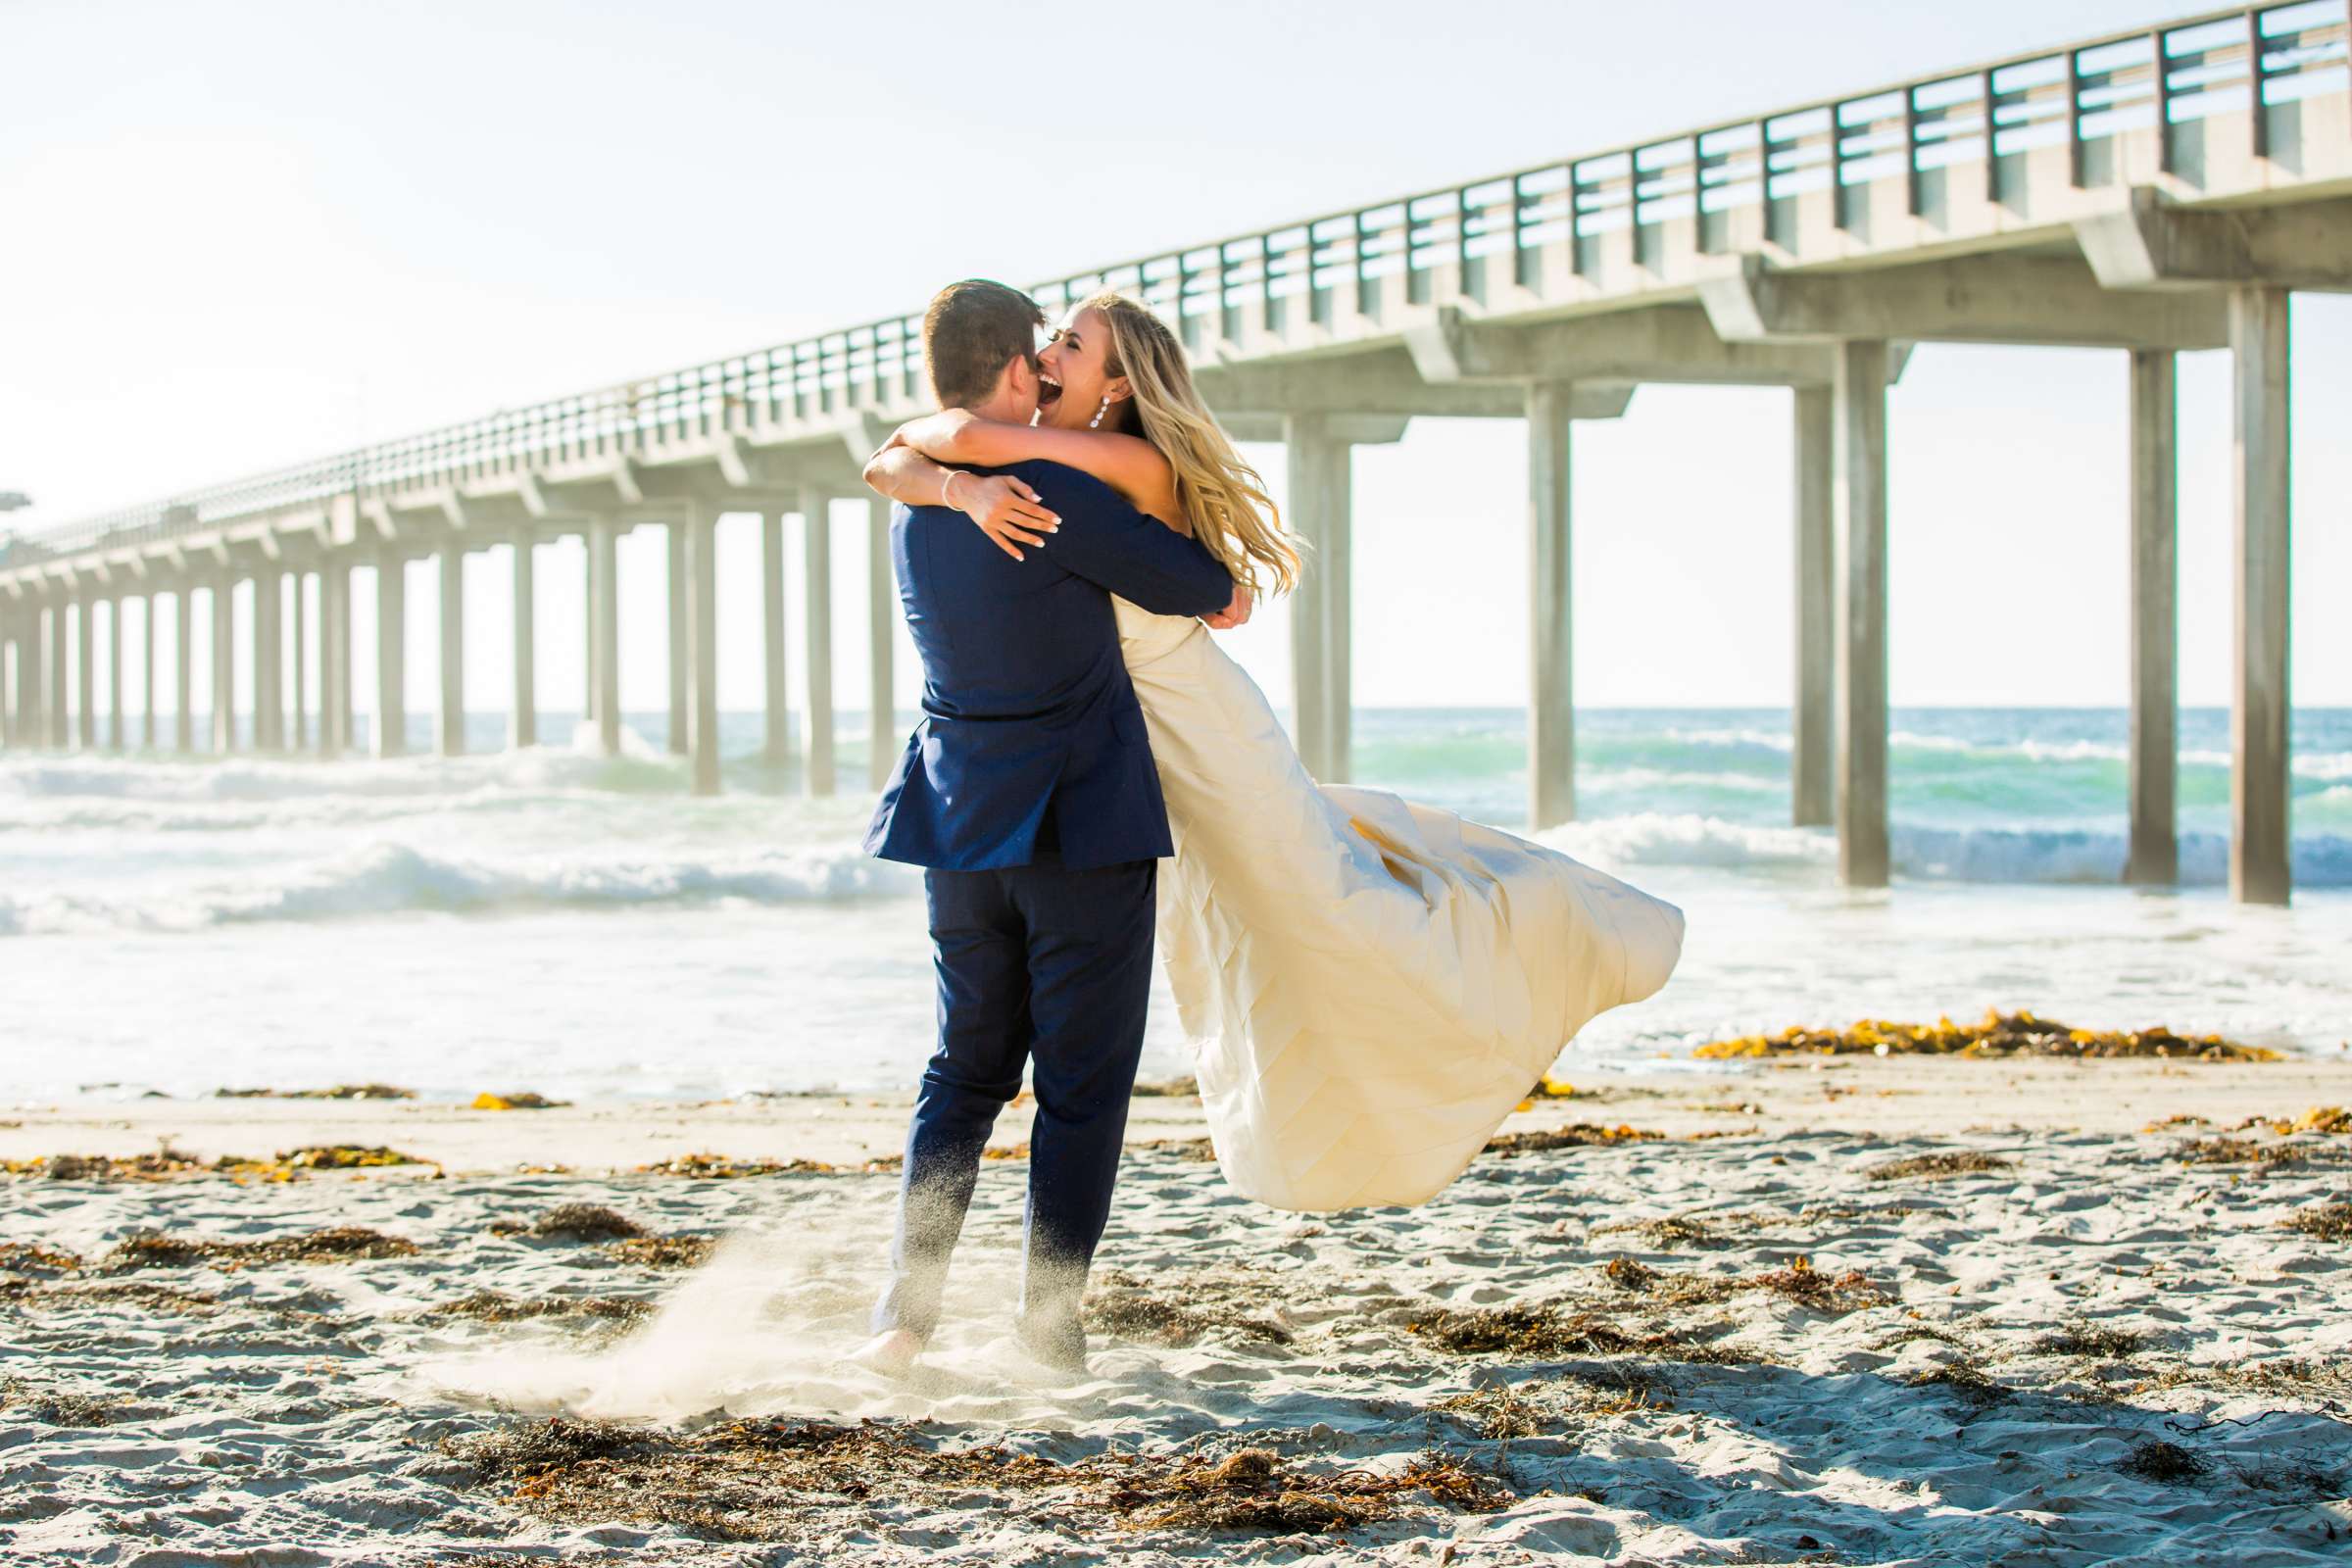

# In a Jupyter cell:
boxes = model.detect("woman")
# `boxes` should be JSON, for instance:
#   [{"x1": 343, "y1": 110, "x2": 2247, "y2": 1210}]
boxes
[{"x1": 863, "y1": 293, "x2": 1684, "y2": 1212}]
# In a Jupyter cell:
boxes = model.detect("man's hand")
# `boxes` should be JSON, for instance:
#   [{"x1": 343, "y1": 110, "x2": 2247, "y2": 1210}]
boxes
[{"x1": 1201, "y1": 581, "x2": 1252, "y2": 630}]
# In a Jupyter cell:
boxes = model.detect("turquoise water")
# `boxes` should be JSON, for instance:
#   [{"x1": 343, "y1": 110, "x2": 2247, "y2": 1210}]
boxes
[{"x1": 5, "y1": 704, "x2": 2348, "y2": 1102}]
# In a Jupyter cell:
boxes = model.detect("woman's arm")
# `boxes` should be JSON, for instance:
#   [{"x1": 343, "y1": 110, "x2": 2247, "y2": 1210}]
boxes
[
  {"x1": 895, "y1": 411, "x2": 1181, "y2": 528},
  {"x1": 862, "y1": 440, "x2": 1061, "y2": 562}
]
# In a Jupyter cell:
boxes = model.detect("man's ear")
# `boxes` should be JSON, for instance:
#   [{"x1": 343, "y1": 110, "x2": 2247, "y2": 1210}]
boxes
[{"x1": 1004, "y1": 353, "x2": 1039, "y2": 401}]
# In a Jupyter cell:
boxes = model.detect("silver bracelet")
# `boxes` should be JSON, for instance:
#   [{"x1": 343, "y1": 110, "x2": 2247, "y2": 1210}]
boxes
[{"x1": 941, "y1": 470, "x2": 964, "y2": 512}]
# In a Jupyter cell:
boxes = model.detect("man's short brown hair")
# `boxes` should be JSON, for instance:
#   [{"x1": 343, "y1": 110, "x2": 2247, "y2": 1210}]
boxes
[{"x1": 922, "y1": 279, "x2": 1044, "y2": 410}]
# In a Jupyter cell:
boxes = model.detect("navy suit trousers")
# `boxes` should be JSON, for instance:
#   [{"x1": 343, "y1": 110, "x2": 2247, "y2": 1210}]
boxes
[{"x1": 872, "y1": 850, "x2": 1157, "y2": 1341}]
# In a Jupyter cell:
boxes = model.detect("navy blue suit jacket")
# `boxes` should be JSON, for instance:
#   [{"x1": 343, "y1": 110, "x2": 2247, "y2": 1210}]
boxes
[{"x1": 862, "y1": 459, "x2": 1235, "y2": 871}]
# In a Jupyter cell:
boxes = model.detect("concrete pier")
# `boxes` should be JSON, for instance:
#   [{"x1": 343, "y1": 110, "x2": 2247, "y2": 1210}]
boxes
[
  {"x1": 2126, "y1": 350, "x2": 2179, "y2": 886},
  {"x1": 588, "y1": 520, "x2": 620, "y2": 757},
  {"x1": 802, "y1": 490, "x2": 835, "y2": 797},
  {"x1": 47, "y1": 604, "x2": 66, "y2": 748},
  {"x1": 105, "y1": 598, "x2": 122, "y2": 751},
  {"x1": 141, "y1": 595, "x2": 157, "y2": 750},
  {"x1": 172, "y1": 589, "x2": 192, "y2": 753},
  {"x1": 1833, "y1": 339, "x2": 1891, "y2": 890},
  {"x1": 290, "y1": 574, "x2": 308, "y2": 752},
  {"x1": 510, "y1": 538, "x2": 535, "y2": 750},
  {"x1": 687, "y1": 507, "x2": 720, "y2": 797},
  {"x1": 1526, "y1": 382, "x2": 1576, "y2": 831},
  {"x1": 1284, "y1": 415, "x2": 1331, "y2": 780},
  {"x1": 321, "y1": 573, "x2": 336, "y2": 750},
  {"x1": 253, "y1": 567, "x2": 281, "y2": 752},
  {"x1": 666, "y1": 522, "x2": 688, "y2": 757},
  {"x1": 2229, "y1": 288, "x2": 2292, "y2": 906},
  {"x1": 321, "y1": 563, "x2": 350, "y2": 755},
  {"x1": 75, "y1": 599, "x2": 94, "y2": 749},
  {"x1": 1791, "y1": 387, "x2": 1834, "y2": 828},
  {"x1": 375, "y1": 558, "x2": 405, "y2": 760},
  {"x1": 761, "y1": 510, "x2": 790, "y2": 764},
  {"x1": 867, "y1": 497, "x2": 895, "y2": 789},
  {"x1": 211, "y1": 580, "x2": 234, "y2": 754},
  {"x1": 437, "y1": 545, "x2": 464, "y2": 757}
]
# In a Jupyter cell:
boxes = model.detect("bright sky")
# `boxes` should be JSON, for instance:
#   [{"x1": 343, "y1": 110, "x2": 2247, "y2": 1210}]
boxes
[{"x1": 5, "y1": 0, "x2": 2345, "y2": 717}]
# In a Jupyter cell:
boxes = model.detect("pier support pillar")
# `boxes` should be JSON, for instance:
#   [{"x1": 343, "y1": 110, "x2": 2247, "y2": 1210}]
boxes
[
  {"x1": 666, "y1": 521, "x2": 689, "y2": 756},
  {"x1": 375, "y1": 557, "x2": 406, "y2": 759},
  {"x1": 105, "y1": 597, "x2": 123, "y2": 751},
  {"x1": 437, "y1": 544, "x2": 464, "y2": 757},
  {"x1": 802, "y1": 488, "x2": 836, "y2": 797},
  {"x1": 588, "y1": 519, "x2": 620, "y2": 756},
  {"x1": 321, "y1": 562, "x2": 350, "y2": 755},
  {"x1": 24, "y1": 609, "x2": 48, "y2": 747},
  {"x1": 1834, "y1": 339, "x2": 1891, "y2": 889},
  {"x1": 141, "y1": 595, "x2": 157, "y2": 750},
  {"x1": 510, "y1": 537, "x2": 536, "y2": 751},
  {"x1": 173, "y1": 587, "x2": 192, "y2": 753},
  {"x1": 761, "y1": 510, "x2": 790, "y2": 765},
  {"x1": 290, "y1": 573, "x2": 308, "y2": 752},
  {"x1": 1791, "y1": 386, "x2": 1835, "y2": 828},
  {"x1": 212, "y1": 579, "x2": 236, "y2": 753},
  {"x1": 1527, "y1": 384, "x2": 1575, "y2": 831},
  {"x1": 252, "y1": 566, "x2": 282, "y2": 752},
  {"x1": 1284, "y1": 415, "x2": 1336, "y2": 781},
  {"x1": 2229, "y1": 288, "x2": 2291, "y2": 906},
  {"x1": 2127, "y1": 350, "x2": 2180, "y2": 886},
  {"x1": 49, "y1": 602, "x2": 69, "y2": 748},
  {"x1": 867, "y1": 496, "x2": 896, "y2": 789},
  {"x1": 75, "y1": 598, "x2": 95, "y2": 749},
  {"x1": 687, "y1": 507, "x2": 721, "y2": 797}
]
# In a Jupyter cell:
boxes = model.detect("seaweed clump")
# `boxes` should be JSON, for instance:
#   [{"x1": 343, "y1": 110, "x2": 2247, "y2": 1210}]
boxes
[
  {"x1": 450, "y1": 1417, "x2": 1508, "y2": 1540},
  {"x1": 0, "y1": 1242, "x2": 85, "y2": 1277},
  {"x1": 1405, "y1": 1304, "x2": 1751, "y2": 1365},
  {"x1": 2120, "y1": 1440, "x2": 2210, "y2": 1485},
  {"x1": 634, "y1": 1152, "x2": 900, "y2": 1178},
  {"x1": 2281, "y1": 1203, "x2": 2352, "y2": 1243},
  {"x1": 2033, "y1": 1323, "x2": 2147, "y2": 1359},
  {"x1": 1695, "y1": 1009, "x2": 2278, "y2": 1062},
  {"x1": 215, "y1": 1083, "x2": 415, "y2": 1101},
  {"x1": 601, "y1": 1235, "x2": 716, "y2": 1269},
  {"x1": 2, "y1": 1144, "x2": 425, "y2": 1183},
  {"x1": 1864, "y1": 1151, "x2": 2015, "y2": 1183},
  {"x1": 418, "y1": 1291, "x2": 653, "y2": 1329},
  {"x1": 1083, "y1": 1269, "x2": 1292, "y2": 1348},
  {"x1": 104, "y1": 1225, "x2": 419, "y2": 1271},
  {"x1": 0, "y1": 1378, "x2": 120, "y2": 1427},
  {"x1": 488, "y1": 1204, "x2": 647, "y2": 1243},
  {"x1": 1483, "y1": 1124, "x2": 1665, "y2": 1158},
  {"x1": 1432, "y1": 1369, "x2": 1666, "y2": 1438}
]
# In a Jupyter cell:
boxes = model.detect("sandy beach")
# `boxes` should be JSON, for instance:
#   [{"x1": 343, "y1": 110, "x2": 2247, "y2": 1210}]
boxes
[{"x1": 9, "y1": 1054, "x2": 2352, "y2": 1566}]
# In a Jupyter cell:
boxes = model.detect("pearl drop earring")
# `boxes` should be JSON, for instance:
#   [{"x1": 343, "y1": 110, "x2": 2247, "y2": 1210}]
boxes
[{"x1": 1089, "y1": 397, "x2": 1109, "y2": 430}]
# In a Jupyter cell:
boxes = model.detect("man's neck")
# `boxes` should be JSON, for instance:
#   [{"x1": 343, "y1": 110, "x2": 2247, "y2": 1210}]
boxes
[{"x1": 960, "y1": 393, "x2": 1027, "y2": 426}]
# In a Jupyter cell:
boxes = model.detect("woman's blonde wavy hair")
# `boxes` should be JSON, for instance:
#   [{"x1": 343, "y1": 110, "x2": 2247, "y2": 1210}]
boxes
[{"x1": 1082, "y1": 291, "x2": 1300, "y2": 596}]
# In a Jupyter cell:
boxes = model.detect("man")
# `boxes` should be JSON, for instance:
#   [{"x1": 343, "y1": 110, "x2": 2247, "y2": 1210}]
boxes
[{"x1": 853, "y1": 279, "x2": 1245, "y2": 1376}]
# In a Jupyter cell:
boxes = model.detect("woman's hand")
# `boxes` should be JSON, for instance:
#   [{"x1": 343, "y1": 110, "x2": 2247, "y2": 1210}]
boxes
[{"x1": 944, "y1": 470, "x2": 1060, "y2": 562}]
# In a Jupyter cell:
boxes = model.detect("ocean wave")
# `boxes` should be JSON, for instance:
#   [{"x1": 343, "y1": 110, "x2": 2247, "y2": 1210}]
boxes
[
  {"x1": 0, "y1": 733, "x2": 686, "y2": 807},
  {"x1": 0, "y1": 840, "x2": 918, "y2": 936},
  {"x1": 1660, "y1": 727, "x2": 1796, "y2": 754},
  {"x1": 1539, "y1": 812, "x2": 2352, "y2": 888}
]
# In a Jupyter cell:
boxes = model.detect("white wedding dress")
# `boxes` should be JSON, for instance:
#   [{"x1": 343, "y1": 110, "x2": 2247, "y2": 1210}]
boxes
[{"x1": 1116, "y1": 598, "x2": 1686, "y2": 1212}]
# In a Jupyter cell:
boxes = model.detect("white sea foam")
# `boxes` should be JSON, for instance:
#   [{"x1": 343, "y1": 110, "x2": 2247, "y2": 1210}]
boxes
[
  {"x1": 0, "y1": 840, "x2": 916, "y2": 936},
  {"x1": 1544, "y1": 813, "x2": 2352, "y2": 887}
]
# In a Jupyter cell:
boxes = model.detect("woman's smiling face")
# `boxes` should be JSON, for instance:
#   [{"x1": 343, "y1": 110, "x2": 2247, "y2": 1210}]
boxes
[{"x1": 1035, "y1": 306, "x2": 1126, "y2": 430}]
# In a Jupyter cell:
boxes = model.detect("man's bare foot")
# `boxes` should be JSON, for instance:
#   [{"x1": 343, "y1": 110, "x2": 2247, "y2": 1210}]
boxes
[{"x1": 848, "y1": 1328, "x2": 925, "y2": 1379}]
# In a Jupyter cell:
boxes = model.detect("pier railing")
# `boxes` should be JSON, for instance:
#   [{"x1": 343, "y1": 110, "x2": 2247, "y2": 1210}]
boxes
[{"x1": 20, "y1": 0, "x2": 2347, "y2": 564}]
